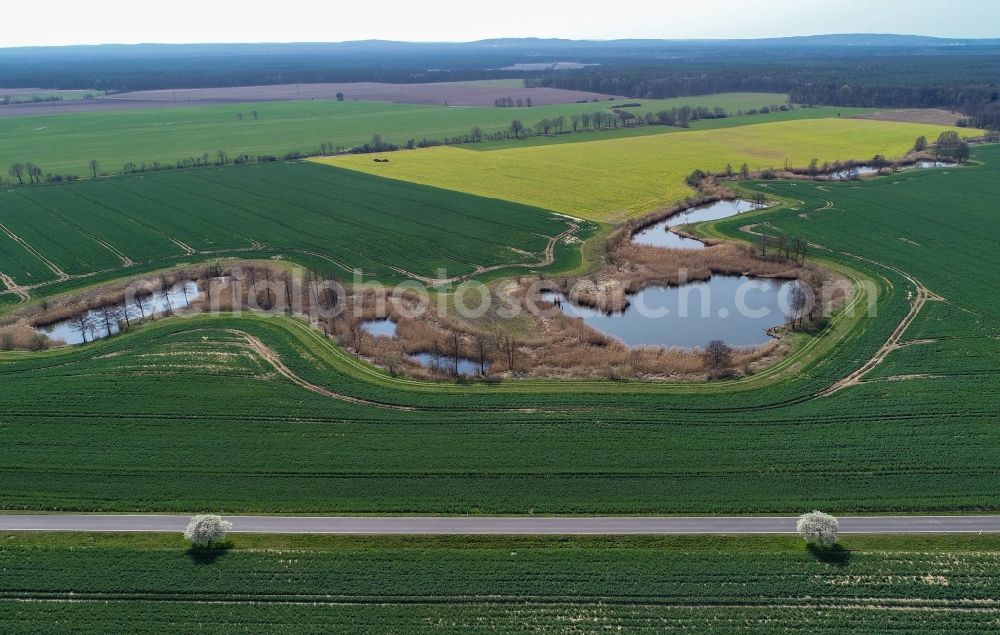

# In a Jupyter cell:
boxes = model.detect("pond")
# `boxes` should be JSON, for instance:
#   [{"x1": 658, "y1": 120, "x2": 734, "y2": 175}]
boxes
[
  {"x1": 831, "y1": 161, "x2": 957, "y2": 180},
  {"x1": 361, "y1": 318, "x2": 398, "y2": 338},
  {"x1": 632, "y1": 199, "x2": 759, "y2": 250},
  {"x1": 541, "y1": 275, "x2": 799, "y2": 348},
  {"x1": 37, "y1": 280, "x2": 200, "y2": 345},
  {"x1": 829, "y1": 165, "x2": 880, "y2": 180},
  {"x1": 410, "y1": 352, "x2": 487, "y2": 376}
]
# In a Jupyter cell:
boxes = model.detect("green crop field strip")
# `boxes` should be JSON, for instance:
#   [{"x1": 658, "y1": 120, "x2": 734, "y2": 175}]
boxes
[
  {"x1": 0, "y1": 161, "x2": 590, "y2": 297},
  {"x1": 0, "y1": 92, "x2": 795, "y2": 177},
  {"x1": 323, "y1": 118, "x2": 977, "y2": 221},
  {"x1": 2, "y1": 533, "x2": 999, "y2": 633}
]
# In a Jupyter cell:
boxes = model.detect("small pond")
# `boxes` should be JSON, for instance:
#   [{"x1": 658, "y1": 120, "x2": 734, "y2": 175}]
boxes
[
  {"x1": 632, "y1": 199, "x2": 759, "y2": 250},
  {"x1": 410, "y1": 352, "x2": 487, "y2": 376},
  {"x1": 829, "y1": 165, "x2": 880, "y2": 180},
  {"x1": 361, "y1": 319, "x2": 398, "y2": 338},
  {"x1": 541, "y1": 275, "x2": 799, "y2": 348},
  {"x1": 831, "y1": 161, "x2": 957, "y2": 180},
  {"x1": 37, "y1": 280, "x2": 199, "y2": 345}
]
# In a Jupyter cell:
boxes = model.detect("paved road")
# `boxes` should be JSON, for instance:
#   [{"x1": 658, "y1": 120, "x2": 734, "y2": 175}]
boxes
[{"x1": 1, "y1": 515, "x2": 1000, "y2": 534}]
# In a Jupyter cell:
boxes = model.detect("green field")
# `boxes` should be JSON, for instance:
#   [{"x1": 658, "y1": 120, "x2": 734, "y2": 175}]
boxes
[
  {"x1": 0, "y1": 92, "x2": 792, "y2": 177},
  {"x1": 2, "y1": 533, "x2": 999, "y2": 633},
  {"x1": 0, "y1": 161, "x2": 588, "y2": 296},
  {"x1": 323, "y1": 118, "x2": 977, "y2": 221},
  {"x1": 0, "y1": 148, "x2": 998, "y2": 513}
]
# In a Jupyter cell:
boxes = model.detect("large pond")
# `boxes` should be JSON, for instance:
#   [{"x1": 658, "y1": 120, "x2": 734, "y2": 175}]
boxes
[
  {"x1": 37, "y1": 281, "x2": 199, "y2": 345},
  {"x1": 632, "y1": 199, "x2": 759, "y2": 250},
  {"x1": 542, "y1": 275, "x2": 799, "y2": 348}
]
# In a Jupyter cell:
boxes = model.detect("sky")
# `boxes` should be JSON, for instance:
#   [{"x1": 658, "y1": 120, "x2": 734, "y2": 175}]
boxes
[{"x1": 2, "y1": 0, "x2": 998, "y2": 47}]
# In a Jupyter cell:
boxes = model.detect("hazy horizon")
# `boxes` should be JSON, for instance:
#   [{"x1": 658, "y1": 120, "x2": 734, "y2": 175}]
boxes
[{"x1": 1, "y1": 0, "x2": 997, "y2": 48}]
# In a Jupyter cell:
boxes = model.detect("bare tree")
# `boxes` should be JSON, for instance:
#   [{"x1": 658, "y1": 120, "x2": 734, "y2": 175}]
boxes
[
  {"x1": 112, "y1": 305, "x2": 131, "y2": 331},
  {"x1": 510, "y1": 120, "x2": 525, "y2": 139},
  {"x1": 702, "y1": 340, "x2": 734, "y2": 379},
  {"x1": 31, "y1": 333, "x2": 49, "y2": 351},
  {"x1": 89, "y1": 159, "x2": 100, "y2": 178},
  {"x1": 133, "y1": 293, "x2": 152, "y2": 320},
  {"x1": 99, "y1": 305, "x2": 116, "y2": 338},
  {"x1": 159, "y1": 278, "x2": 173, "y2": 315},
  {"x1": 25, "y1": 163, "x2": 42, "y2": 184},
  {"x1": 8, "y1": 163, "x2": 25, "y2": 185},
  {"x1": 794, "y1": 237, "x2": 808, "y2": 264},
  {"x1": 476, "y1": 334, "x2": 490, "y2": 376},
  {"x1": 450, "y1": 331, "x2": 461, "y2": 377},
  {"x1": 283, "y1": 273, "x2": 294, "y2": 314},
  {"x1": 789, "y1": 284, "x2": 808, "y2": 330},
  {"x1": 757, "y1": 233, "x2": 769, "y2": 258},
  {"x1": 502, "y1": 335, "x2": 517, "y2": 372},
  {"x1": 70, "y1": 313, "x2": 95, "y2": 343}
]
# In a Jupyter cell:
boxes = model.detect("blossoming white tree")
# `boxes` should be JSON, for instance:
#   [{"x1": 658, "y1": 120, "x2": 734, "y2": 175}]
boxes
[
  {"x1": 184, "y1": 514, "x2": 232, "y2": 547},
  {"x1": 797, "y1": 511, "x2": 839, "y2": 547}
]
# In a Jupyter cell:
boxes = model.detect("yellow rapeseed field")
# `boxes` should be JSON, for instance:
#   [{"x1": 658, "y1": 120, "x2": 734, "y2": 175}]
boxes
[{"x1": 315, "y1": 118, "x2": 979, "y2": 222}]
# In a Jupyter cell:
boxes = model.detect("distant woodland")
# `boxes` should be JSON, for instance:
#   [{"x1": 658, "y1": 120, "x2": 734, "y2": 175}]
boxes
[{"x1": 2, "y1": 38, "x2": 999, "y2": 128}]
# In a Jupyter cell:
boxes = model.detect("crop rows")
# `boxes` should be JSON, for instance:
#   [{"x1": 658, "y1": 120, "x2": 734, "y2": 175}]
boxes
[
  {"x1": 0, "y1": 161, "x2": 584, "y2": 291},
  {"x1": 1, "y1": 535, "x2": 999, "y2": 633}
]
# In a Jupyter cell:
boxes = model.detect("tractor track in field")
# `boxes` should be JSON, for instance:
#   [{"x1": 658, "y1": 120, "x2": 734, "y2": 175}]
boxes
[
  {"x1": 813, "y1": 253, "x2": 942, "y2": 396},
  {"x1": 408, "y1": 222, "x2": 580, "y2": 286},
  {"x1": 9, "y1": 192, "x2": 134, "y2": 267},
  {"x1": 0, "y1": 273, "x2": 30, "y2": 302},
  {"x1": 717, "y1": 206, "x2": 942, "y2": 406},
  {"x1": 223, "y1": 329, "x2": 415, "y2": 412},
  {"x1": 71, "y1": 191, "x2": 198, "y2": 256},
  {"x1": 0, "y1": 220, "x2": 69, "y2": 282}
]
